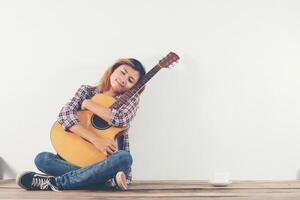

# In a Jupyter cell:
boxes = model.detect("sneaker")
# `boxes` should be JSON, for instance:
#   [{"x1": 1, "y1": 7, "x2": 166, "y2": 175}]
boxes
[
  {"x1": 106, "y1": 171, "x2": 128, "y2": 191},
  {"x1": 16, "y1": 171, "x2": 60, "y2": 192}
]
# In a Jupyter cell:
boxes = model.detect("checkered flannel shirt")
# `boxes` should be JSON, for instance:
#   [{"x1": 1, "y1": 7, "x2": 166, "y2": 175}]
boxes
[{"x1": 57, "y1": 84, "x2": 140, "y2": 184}]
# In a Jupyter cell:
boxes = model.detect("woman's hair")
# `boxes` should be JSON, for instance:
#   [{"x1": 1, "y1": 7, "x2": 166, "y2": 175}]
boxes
[{"x1": 96, "y1": 58, "x2": 146, "y2": 95}]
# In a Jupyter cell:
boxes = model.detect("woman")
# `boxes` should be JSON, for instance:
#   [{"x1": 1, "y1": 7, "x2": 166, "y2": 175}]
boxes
[{"x1": 16, "y1": 58, "x2": 146, "y2": 191}]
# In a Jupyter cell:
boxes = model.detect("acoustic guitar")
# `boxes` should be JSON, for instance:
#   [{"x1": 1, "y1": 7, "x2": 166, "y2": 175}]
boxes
[{"x1": 50, "y1": 52, "x2": 180, "y2": 167}]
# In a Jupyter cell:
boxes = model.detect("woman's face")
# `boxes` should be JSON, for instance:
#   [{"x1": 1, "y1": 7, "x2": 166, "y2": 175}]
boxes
[{"x1": 110, "y1": 64, "x2": 140, "y2": 94}]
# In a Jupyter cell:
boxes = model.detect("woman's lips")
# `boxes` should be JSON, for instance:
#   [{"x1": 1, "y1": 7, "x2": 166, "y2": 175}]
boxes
[{"x1": 116, "y1": 79, "x2": 124, "y2": 88}]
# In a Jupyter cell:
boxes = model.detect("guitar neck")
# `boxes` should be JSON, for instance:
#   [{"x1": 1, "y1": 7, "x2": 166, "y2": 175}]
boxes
[{"x1": 111, "y1": 65, "x2": 161, "y2": 110}]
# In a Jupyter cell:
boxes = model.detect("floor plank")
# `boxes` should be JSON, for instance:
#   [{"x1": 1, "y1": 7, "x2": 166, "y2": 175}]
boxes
[{"x1": 1, "y1": 179, "x2": 300, "y2": 200}]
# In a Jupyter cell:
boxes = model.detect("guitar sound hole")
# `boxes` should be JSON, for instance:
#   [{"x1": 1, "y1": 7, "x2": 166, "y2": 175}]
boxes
[{"x1": 91, "y1": 114, "x2": 111, "y2": 130}]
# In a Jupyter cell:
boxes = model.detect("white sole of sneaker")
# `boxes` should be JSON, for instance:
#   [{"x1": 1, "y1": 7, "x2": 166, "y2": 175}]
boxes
[{"x1": 116, "y1": 171, "x2": 128, "y2": 191}]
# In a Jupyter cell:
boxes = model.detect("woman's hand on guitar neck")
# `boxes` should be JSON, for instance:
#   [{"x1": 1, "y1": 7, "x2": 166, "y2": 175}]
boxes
[{"x1": 91, "y1": 136, "x2": 117, "y2": 157}]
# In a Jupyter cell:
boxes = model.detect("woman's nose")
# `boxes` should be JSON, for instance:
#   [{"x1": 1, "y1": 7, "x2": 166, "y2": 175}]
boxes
[{"x1": 120, "y1": 78, "x2": 126, "y2": 85}]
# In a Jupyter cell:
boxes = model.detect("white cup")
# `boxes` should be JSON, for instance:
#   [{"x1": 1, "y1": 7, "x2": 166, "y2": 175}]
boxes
[
  {"x1": 209, "y1": 172, "x2": 232, "y2": 187},
  {"x1": 213, "y1": 172, "x2": 230, "y2": 183}
]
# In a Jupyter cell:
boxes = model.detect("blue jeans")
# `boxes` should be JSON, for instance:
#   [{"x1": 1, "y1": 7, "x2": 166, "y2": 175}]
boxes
[{"x1": 34, "y1": 150, "x2": 132, "y2": 190}]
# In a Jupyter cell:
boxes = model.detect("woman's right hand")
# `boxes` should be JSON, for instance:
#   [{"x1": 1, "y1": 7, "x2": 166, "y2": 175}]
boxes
[{"x1": 91, "y1": 136, "x2": 117, "y2": 156}]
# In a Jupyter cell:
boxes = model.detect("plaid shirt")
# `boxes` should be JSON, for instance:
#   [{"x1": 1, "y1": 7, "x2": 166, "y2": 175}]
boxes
[{"x1": 57, "y1": 84, "x2": 140, "y2": 184}]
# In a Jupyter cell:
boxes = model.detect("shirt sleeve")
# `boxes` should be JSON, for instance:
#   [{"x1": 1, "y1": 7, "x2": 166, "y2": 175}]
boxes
[
  {"x1": 57, "y1": 85, "x2": 95, "y2": 131},
  {"x1": 108, "y1": 94, "x2": 140, "y2": 128}
]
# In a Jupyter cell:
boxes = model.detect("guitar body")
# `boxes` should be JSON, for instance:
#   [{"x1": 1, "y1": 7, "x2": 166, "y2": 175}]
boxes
[{"x1": 50, "y1": 93, "x2": 126, "y2": 167}]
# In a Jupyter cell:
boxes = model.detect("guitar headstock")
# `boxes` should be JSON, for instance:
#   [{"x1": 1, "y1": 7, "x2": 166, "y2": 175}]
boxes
[{"x1": 158, "y1": 52, "x2": 180, "y2": 69}]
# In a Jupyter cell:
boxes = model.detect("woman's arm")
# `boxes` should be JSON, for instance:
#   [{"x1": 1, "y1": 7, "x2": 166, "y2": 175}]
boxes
[
  {"x1": 57, "y1": 85, "x2": 95, "y2": 131},
  {"x1": 81, "y1": 100, "x2": 113, "y2": 122},
  {"x1": 82, "y1": 94, "x2": 140, "y2": 128},
  {"x1": 57, "y1": 85, "x2": 116, "y2": 155},
  {"x1": 69, "y1": 124, "x2": 116, "y2": 156},
  {"x1": 109, "y1": 94, "x2": 140, "y2": 127}
]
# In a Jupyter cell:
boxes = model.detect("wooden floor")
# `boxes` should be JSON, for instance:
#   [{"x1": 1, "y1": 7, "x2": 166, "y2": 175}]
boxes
[{"x1": 1, "y1": 179, "x2": 300, "y2": 200}]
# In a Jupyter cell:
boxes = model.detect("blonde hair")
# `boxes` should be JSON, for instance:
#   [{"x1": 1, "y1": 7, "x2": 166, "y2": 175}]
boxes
[{"x1": 96, "y1": 58, "x2": 146, "y2": 95}]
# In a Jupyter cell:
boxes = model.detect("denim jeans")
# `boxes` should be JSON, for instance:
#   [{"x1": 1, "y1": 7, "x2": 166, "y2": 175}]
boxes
[{"x1": 34, "y1": 150, "x2": 132, "y2": 190}]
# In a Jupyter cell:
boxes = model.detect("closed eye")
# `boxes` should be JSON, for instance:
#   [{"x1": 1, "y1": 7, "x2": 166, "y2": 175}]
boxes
[{"x1": 129, "y1": 78, "x2": 134, "y2": 83}]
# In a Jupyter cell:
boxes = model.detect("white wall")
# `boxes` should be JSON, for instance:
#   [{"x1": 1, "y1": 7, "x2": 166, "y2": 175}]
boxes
[{"x1": 0, "y1": 0, "x2": 300, "y2": 180}]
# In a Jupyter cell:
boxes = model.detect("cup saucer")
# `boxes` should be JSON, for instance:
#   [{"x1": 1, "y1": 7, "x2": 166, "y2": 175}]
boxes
[{"x1": 209, "y1": 180, "x2": 232, "y2": 187}]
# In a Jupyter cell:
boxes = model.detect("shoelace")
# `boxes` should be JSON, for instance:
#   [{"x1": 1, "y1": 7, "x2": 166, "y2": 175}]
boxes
[{"x1": 32, "y1": 176, "x2": 60, "y2": 192}]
